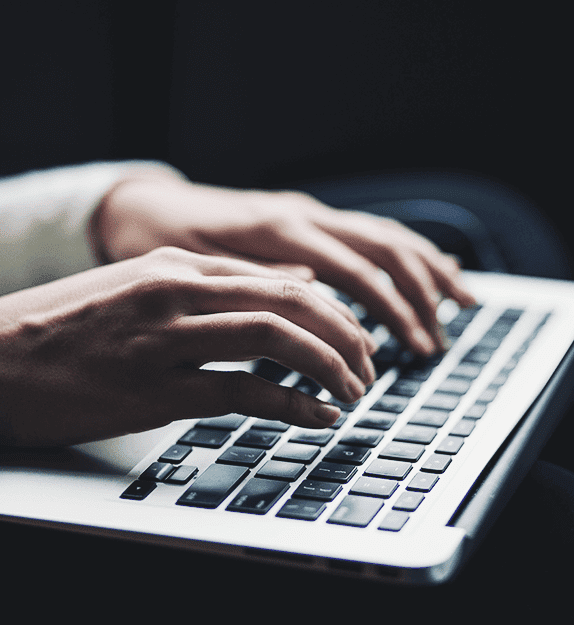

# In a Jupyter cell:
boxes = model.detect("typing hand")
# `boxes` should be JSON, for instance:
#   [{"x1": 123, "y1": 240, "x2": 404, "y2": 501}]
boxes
[
  {"x1": 95, "y1": 175, "x2": 476, "y2": 355},
  {"x1": 0, "y1": 248, "x2": 376, "y2": 447}
]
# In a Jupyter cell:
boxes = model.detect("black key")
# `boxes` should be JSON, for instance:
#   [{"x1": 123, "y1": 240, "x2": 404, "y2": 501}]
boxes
[
  {"x1": 371, "y1": 395, "x2": 410, "y2": 413},
  {"x1": 177, "y1": 465, "x2": 249, "y2": 508},
  {"x1": 140, "y1": 462, "x2": 175, "y2": 482},
  {"x1": 324, "y1": 445, "x2": 371, "y2": 465},
  {"x1": 217, "y1": 446, "x2": 266, "y2": 467},
  {"x1": 276, "y1": 499, "x2": 326, "y2": 521},
  {"x1": 464, "y1": 403, "x2": 487, "y2": 420},
  {"x1": 387, "y1": 379, "x2": 421, "y2": 397},
  {"x1": 340, "y1": 428, "x2": 384, "y2": 447},
  {"x1": 450, "y1": 363, "x2": 483, "y2": 380},
  {"x1": 120, "y1": 480, "x2": 156, "y2": 501},
  {"x1": 256, "y1": 460, "x2": 306, "y2": 481},
  {"x1": 394, "y1": 424, "x2": 437, "y2": 445},
  {"x1": 350, "y1": 476, "x2": 398, "y2": 499},
  {"x1": 292, "y1": 480, "x2": 342, "y2": 501},
  {"x1": 165, "y1": 465, "x2": 198, "y2": 485},
  {"x1": 327, "y1": 397, "x2": 361, "y2": 412},
  {"x1": 329, "y1": 414, "x2": 348, "y2": 429},
  {"x1": 290, "y1": 430, "x2": 334, "y2": 446},
  {"x1": 462, "y1": 348, "x2": 494, "y2": 365},
  {"x1": 158, "y1": 444, "x2": 192, "y2": 464},
  {"x1": 308, "y1": 462, "x2": 357, "y2": 483},
  {"x1": 422, "y1": 393, "x2": 460, "y2": 412},
  {"x1": 294, "y1": 376, "x2": 322, "y2": 396},
  {"x1": 421, "y1": 454, "x2": 452, "y2": 473},
  {"x1": 393, "y1": 492, "x2": 425, "y2": 512},
  {"x1": 251, "y1": 419, "x2": 291, "y2": 432},
  {"x1": 477, "y1": 387, "x2": 499, "y2": 404},
  {"x1": 327, "y1": 495, "x2": 384, "y2": 527},
  {"x1": 408, "y1": 409, "x2": 450, "y2": 427},
  {"x1": 356, "y1": 411, "x2": 397, "y2": 430},
  {"x1": 437, "y1": 378, "x2": 472, "y2": 395},
  {"x1": 195, "y1": 414, "x2": 248, "y2": 430},
  {"x1": 253, "y1": 358, "x2": 292, "y2": 383},
  {"x1": 407, "y1": 473, "x2": 439, "y2": 492},
  {"x1": 235, "y1": 428, "x2": 282, "y2": 449},
  {"x1": 379, "y1": 441, "x2": 425, "y2": 462},
  {"x1": 436, "y1": 436, "x2": 464, "y2": 455},
  {"x1": 178, "y1": 428, "x2": 231, "y2": 448},
  {"x1": 364, "y1": 458, "x2": 412, "y2": 480},
  {"x1": 379, "y1": 511, "x2": 410, "y2": 532},
  {"x1": 226, "y1": 478, "x2": 289, "y2": 514},
  {"x1": 450, "y1": 419, "x2": 476, "y2": 437},
  {"x1": 273, "y1": 443, "x2": 321, "y2": 464}
]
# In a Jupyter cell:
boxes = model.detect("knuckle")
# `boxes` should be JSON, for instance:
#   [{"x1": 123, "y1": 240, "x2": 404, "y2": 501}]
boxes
[
  {"x1": 278, "y1": 280, "x2": 308, "y2": 313},
  {"x1": 246, "y1": 311, "x2": 283, "y2": 345}
]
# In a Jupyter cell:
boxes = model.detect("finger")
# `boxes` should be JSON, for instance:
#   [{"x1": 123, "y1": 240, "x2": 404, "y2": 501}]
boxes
[
  {"x1": 169, "y1": 311, "x2": 367, "y2": 403},
  {"x1": 184, "y1": 275, "x2": 376, "y2": 383},
  {"x1": 169, "y1": 369, "x2": 342, "y2": 429}
]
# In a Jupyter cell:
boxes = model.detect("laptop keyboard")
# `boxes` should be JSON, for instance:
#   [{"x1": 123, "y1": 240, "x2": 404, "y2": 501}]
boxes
[{"x1": 120, "y1": 301, "x2": 551, "y2": 532}]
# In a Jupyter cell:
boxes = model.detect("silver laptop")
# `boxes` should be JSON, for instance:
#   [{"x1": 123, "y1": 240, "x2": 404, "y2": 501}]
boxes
[{"x1": 2, "y1": 270, "x2": 574, "y2": 585}]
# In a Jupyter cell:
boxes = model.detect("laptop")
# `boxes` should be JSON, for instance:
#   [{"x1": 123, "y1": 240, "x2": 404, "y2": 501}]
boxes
[{"x1": 2, "y1": 270, "x2": 574, "y2": 585}]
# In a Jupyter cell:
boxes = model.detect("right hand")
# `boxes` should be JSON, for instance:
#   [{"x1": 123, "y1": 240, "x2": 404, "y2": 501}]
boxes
[{"x1": 0, "y1": 247, "x2": 377, "y2": 447}]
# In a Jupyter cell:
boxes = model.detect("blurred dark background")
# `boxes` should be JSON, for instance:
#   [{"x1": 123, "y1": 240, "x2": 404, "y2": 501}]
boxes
[{"x1": 1, "y1": 2, "x2": 570, "y2": 249}]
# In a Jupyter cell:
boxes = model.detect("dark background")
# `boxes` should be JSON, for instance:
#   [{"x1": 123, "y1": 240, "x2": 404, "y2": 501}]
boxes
[
  {"x1": 1, "y1": 1, "x2": 571, "y2": 614},
  {"x1": 1, "y1": 2, "x2": 570, "y2": 244}
]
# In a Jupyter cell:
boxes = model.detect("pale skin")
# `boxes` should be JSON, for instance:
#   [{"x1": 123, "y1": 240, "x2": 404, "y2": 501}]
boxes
[{"x1": 0, "y1": 171, "x2": 476, "y2": 447}]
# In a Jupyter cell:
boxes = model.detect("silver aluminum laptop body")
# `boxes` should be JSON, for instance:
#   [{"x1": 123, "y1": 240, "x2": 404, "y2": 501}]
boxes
[{"x1": 2, "y1": 270, "x2": 574, "y2": 585}]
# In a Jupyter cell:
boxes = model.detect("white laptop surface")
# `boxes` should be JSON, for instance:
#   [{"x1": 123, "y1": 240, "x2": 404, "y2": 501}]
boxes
[{"x1": 2, "y1": 271, "x2": 574, "y2": 584}]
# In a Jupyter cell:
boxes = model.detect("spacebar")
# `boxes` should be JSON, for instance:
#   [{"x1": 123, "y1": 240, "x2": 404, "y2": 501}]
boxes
[{"x1": 176, "y1": 465, "x2": 249, "y2": 508}]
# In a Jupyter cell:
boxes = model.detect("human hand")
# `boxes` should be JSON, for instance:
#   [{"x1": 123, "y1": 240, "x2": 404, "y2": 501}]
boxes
[
  {"x1": 0, "y1": 247, "x2": 377, "y2": 447},
  {"x1": 95, "y1": 175, "x2": 476, "y2": 355}
]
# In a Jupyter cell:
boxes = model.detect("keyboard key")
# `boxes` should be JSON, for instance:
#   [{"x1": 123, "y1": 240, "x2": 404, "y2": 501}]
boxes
[
  {"x1": 394, "y1": 424, "x2": 437, "y2": 445},
  {"x1": 379, "y1": 441, "x2": 425, "y2": 462},
  {"x1": 273, "y1": 443, "x2": 321, "y2": 464},
  {"x1": 309, "y1": 462, "x2": 357, "y2": 483},
  {"x1": 120, "y1": 480, "x2": 156, "y2": 501},
  {"x1": 464, "y1": 403, "x2": 487, "y2": 419},
  {"x1": 165, "y1": 464, "x2": 198, "y2": 485},
  {"x1": 251, "y1": 419, "x2": 291, "y2": 432},
  {"x1": 226, "y1": 478, "x2": 289, "y2": 514},
  {"x1": 158, "y1": 444, "x2": 192, "y2": 464},
  {"x1": 379, "y1": 511, "x2": 410, "y2": 532},
  {"x1": 324, "y1": 445, "x2": 371, "y2": 465},
  {"x1": 436, "y1": 436, "x2": 465, "y2": 455},
  {"x1": 462, "y1": 348, "x2": 494, "y2": 365},
  {"x1": 371, "y1": 395, "x2": 410, "y2": 413},
  {"x1": 195, "y1": 414, "x2": 248, "y2": 430},
  {"x1": 276, "y1": 499, "x2": 326, "y2": 521},
  {"x1": 292, "y1": 480, "x2": 342, "y2": 501},
  {"x1": 477, "y1": 387, "x2": 499, "y2": 403},
  {"x1": 290, "y1": 430, "x2": 334, "y2": 446},
  {"x1": 217, "y1": 446, "x2": 266, "y2": 467},
  {"x1": 294, "y1": 376, "x2": 322, "y2": 396},
  {"x1": 340, "y1": 428, "x2": 384, "y2": 447},
  {"x1": 393, "y1": 492, "x2": 425, "y2": 512},
  {"x1": 256, "y1": 460, "x2": 306, "y2": 481},
  {"x1": 327, "y1": 495, "x2": 384, "y2": 527},
  {"x1": 437, "y1": 378, "x2": 472, "y2": 395},
  {"x1": 235, "y1": 428, "x2": 282, "y2": 449},
  {"x1": 177, "y1": 465, "x2": 249, "y2": 509},
  {"x1": 140, "y1": 462, "x2": 175, "y2": 482},
  {"x1": 178, "y1": 428, "x2": 231, "y2": 448},
  {"x1": 387, "y1": 379, "x2": 421, "y2": 397},
  {"x1": 421, "y1": 454, "x2": 452, "y2": 473},
  {"x1": 364, "y1": 458, "x2": 412, "y2": 480},
  {"x1": 408, "y1": 409, "x2": 450, "y2": 427},
  {"x1": 253, "y1": 358, "x2": 291, "y2": 383},
  {"x1": 450, "y1": 419, "x2": 476, "y2": 437},
  {"x1": 407, "y1": 473, "x2": 439, "y2": 492},
  {"x1": 450, "y1": 363, "x2": 483, "y2": 380},
  {"x1": 350, "y1": 476, "x2": 398, "y2": 499},
  {"x1": 422, "y1": 393, "x2": 460, "y2": 412},
  {"x1": 356, "y1": 412, "x2": 397, "y2": 430}
]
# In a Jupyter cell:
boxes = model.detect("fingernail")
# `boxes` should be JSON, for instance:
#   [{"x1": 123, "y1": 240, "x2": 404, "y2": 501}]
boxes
[
  {"x1": 314, "y1": 402, "x2": 341, "y2": 425},
  {"x1": 346, "y1": 374, "x2": 366, "y2": 402}
]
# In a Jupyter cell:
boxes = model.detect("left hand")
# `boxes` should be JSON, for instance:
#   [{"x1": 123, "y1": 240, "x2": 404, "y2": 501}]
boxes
[{"x1": 94, "y1": 174, "x2": 476, "y2": 355}]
